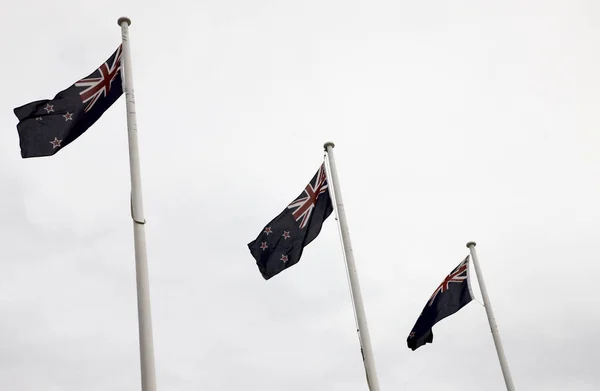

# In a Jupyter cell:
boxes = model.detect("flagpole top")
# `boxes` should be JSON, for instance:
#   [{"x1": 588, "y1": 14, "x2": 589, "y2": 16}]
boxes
[
  {"x1": 324, "y1": 141, "x2": 335, "y2": 150},
  {"x1": 466, "y1": 241, "x2": 476, "y2": 248},
  {"x1": 118, "y1": 17, "x2": 131, "y2": 26}
]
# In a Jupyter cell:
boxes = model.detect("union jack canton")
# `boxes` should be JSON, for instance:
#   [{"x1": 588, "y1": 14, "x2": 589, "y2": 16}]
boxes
[
  {"x1": 287, "y1": 163, "x2": 329, "y2": 229},
  {"x1": 75, "y1": 45, "x2": 123, "y2": 112}
]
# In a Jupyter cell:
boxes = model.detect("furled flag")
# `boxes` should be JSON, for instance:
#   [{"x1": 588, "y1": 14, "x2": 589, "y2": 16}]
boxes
[
  {"x1": 13, "y1": 45, "x2": 123, "y2": 158},
  {"x1": 248, "y1": 163, "x2": 334, "y2": 280},
  {"x1": 407, "y1": 256, "x2": 474, "y2": 350}
]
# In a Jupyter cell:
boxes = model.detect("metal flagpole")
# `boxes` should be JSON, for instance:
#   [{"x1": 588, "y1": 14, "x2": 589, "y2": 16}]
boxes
[
  {"x1": 324, "y1": 142, "x2": 381, "y2": 391},
  {"x1": 466, "y1": 242, "x2": 515, "y2": 391},
  {"x1": 118, "y1": 17, "x2": 158, "y2": 391}
]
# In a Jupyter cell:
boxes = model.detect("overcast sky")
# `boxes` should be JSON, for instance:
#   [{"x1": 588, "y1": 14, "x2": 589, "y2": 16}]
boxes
[{"x1": 1, "y1": 0, "x2": 599, "y2": 390}]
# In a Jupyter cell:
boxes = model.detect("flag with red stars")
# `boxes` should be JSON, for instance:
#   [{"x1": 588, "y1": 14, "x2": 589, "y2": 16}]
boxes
[
  {"x1": 407, "y1": 255, "x2": 474, "y2": 350},
  {"x1": 247, "y1": 163, "x2": 333, "y2": 280},
  {"x1": 13, "y1": 45, "x2": 123, "y2": 158}
]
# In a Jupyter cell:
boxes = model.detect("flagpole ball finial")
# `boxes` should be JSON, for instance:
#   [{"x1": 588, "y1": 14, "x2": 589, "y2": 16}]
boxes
[
  {"x1": 118, "y1": 17, "x2": 131, "y2": 26},
  {"x1": 324, "y1": 141, "x2": 335, "y2": 150},
  {"x1": 466, "y1": 241, "x2": 476, "y2": 248}
]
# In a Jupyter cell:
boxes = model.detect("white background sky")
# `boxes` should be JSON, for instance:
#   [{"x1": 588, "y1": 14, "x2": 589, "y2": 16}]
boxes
[{"x1": 1, "y1": 1, "x2": 599, "y2": 390}]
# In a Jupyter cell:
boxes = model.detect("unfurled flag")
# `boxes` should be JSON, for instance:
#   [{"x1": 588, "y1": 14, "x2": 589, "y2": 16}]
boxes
[
  {"x1": 247, "y1": 163, "x2": 334, "y2": 280},
  {"x1": 407, "y1": 256, "x2": 473, "y2": 350},
  {"x1": 13, "y1": 45, "x2": 123, "y2": 158}
]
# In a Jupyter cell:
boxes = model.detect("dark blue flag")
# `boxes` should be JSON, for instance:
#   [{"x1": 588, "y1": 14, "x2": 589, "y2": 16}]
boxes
[
  {"x1": 248, "y1": 163, "x2": 333, "y2": 280},
  {"x1": 407, "y1": 256, "x2": 473, "y2": 350},
  {"x1": 13, "y1": 45, "x2": 123, "y2": 158}
]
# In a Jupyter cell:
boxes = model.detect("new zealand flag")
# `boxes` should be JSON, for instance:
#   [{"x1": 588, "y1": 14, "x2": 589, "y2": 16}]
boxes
[
  {"x1": 13, "y1": 45, "x2": 123, "y2": 158},
  {"x1": 248, "y1": 163, "x2": 334, "y2": 280},
  {"x1": 407, "y1": 256, "x2": 473, "y2": 350}
]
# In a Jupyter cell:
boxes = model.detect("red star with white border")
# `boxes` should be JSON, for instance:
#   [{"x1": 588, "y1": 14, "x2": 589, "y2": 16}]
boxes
[
  {"x1": 44, "y1": 104, "x2": 54, "y2": 113},
  {"x1": 264, "y1": 227, "x2": 272, "y2": 235},
  {"x1": 260, "y1": 242, "x2": 268, "y2": 251},
  {"x1": 50, "y1": 137, "x2": 62, "y2": 149},
  {"x1": 282, "y1": 231, "x2": 291, "y2": 240},
  {"x1": 63, "y1": 112, "x2": 73, "y2": 121},
  {"x1": 280, "y1": 254, "x2": 288, "y2": 263}
]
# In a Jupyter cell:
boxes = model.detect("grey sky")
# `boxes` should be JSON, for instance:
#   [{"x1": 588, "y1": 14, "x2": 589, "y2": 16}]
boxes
[{"x1": 1, "y1": 0, "x2": 599, "y2": 390}]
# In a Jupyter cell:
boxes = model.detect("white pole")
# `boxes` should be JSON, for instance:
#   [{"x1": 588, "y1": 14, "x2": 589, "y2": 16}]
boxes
[
  {"x1": 466, "y1": 242, "x2": 515, "y2": 391},
  {"x1": 324, "y1": 142, "x2": 381, "y2": 391},
  {"x1": 118, "y1": 17, "x2": 158, "y2": 391}
]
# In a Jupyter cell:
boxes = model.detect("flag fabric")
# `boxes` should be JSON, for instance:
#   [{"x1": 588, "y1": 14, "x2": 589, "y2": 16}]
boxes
[
  {"x1": 407, "y1": 255, "x2": 474, "y2": 350},
  {"x1": 13, "y1": 45, "x2": 123, "y2": 158},
  {"x1": 247, "y1": 162, "x2": 334, "y2": 280}
]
